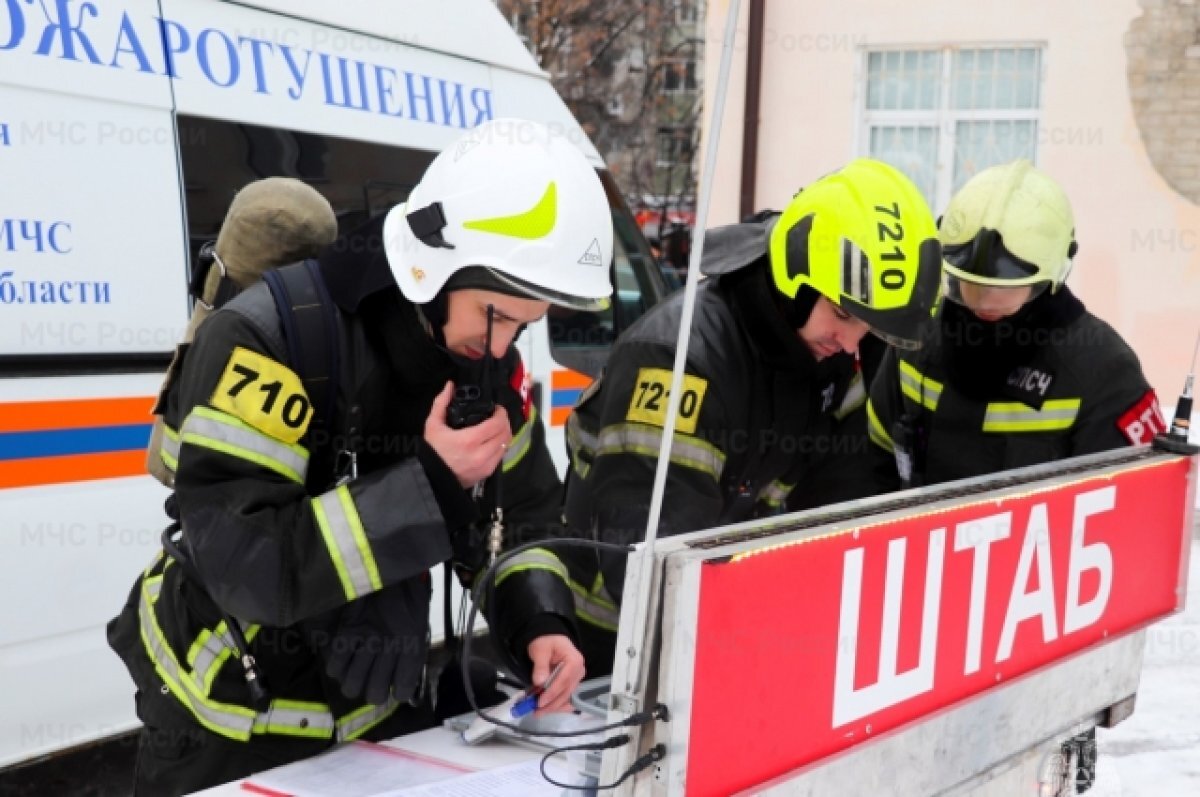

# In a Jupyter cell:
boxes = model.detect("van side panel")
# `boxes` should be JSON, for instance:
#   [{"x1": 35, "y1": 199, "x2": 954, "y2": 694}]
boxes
[
  {"x1": 0, "y1": 375, "x2": 172, "y2": 768},
  {"x1": 0, "y1": 0, "x2": 188, "y2": 769}
]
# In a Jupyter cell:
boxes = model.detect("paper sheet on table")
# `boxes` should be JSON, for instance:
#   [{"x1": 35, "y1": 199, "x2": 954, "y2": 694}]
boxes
[
  {"x1": 378, "y1": 758, "x2": 581, "y2": 796},
  {"x1": 240, "y1": 741, "x2": 472, "y2": 797}
]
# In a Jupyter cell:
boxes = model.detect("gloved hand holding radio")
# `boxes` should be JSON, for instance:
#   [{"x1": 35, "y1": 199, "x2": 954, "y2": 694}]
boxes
[
  {"x1": 319, "y1": 580, "x2": 432, "y2": 705},
  {"x1": 424, "y1": 381, "x2": 512, "y2": 488}
]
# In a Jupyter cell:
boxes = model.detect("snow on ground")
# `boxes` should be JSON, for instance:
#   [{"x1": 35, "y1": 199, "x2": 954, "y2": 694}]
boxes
[{"x1": 1091, "y1": 535, "x2": 1200, "y2": 796}]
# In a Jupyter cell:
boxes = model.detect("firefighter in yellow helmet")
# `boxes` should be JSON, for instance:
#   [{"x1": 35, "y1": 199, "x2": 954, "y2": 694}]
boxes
[
  {"x1": 865, "y1": 159, "x2": 1165, "y2": 795},
  {"x1": 559, "y1": 159, "x2": 943, "y2": 672},
  {"x1": 867, "y1": 159, "x2": 1165, "y2": 490}
]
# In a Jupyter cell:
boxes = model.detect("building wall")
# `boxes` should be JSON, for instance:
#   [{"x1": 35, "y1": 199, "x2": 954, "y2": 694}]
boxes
[{"x1": 703, "y1": 0, "x2": 1200, "y2": 395}]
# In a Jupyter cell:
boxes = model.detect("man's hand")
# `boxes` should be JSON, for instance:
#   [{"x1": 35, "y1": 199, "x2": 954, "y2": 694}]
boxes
[
  {"x1": 425, "y1": 381, "x2": 512, "y2": 488},
  {"x1": 527, "y1": 634, "x2": 585, "y2": 713}
]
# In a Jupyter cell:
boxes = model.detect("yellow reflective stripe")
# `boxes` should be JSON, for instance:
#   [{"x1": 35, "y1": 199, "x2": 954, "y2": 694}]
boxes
[
  {"x1": 566, "y1": 412, "x2": 598, "y2": 456},
  {"x1": 502, "y1": 406, "x2": 537, "y2": 473},
  {"x1": 496, "y1": 550, "x2": 619, "y2": 631},
  {"x1": 463, "y1": 181, "x2": 557, "y2": 239},
  {"x1": 898, "y1": 360, "x2": 942, "y2": 411},
  {"x1": 186, "y1": 624, "x2": 221, "y2": 669},
  {"x1": 194, "y1": 623, "x2": 261, "y2": 697},
  {"x1": 572, "y1": 573, "x2": 619, "y2": 632},
  {"x1": 566, "y1": 412, "x2": 598, "y2": 480},
  {"x1": 496, "y1": 549, "x2": 569, "y2": 588},
  {"x1": 596, "y1": 423, "x2": 726, "y2": 480},
  {"x1": 160, "y1": 424, "x2": 180, "y2": 472},
  {"x1": 144, "y1": 574, "x2": 163, "y2": 603},
  {"x1": 181, "y1": 406, "x2": 309, "y2": 484},
  {"x1": 337, "y1": 698, "x2": 402, "y2": 741},
  {"x1": 312, "y1": 485, "x2": 383, "y2": 601},
  {"x1": 758, "y1": 480, "x2": 794, "y2": 509},
  {"x1": 867, "y1": 399, "x2": 894, "y2": 453},
  {"x1": 137, "y1": 579, "x2": 258, "y2": 741},
  {"x1": 834, "y1": 373, "x2": 866, "y2": 420},
  {"x1": 139, "y1": 578, "x2": 389, "y2": 741},
  {"x1": 983, "y1": 399, "x2": 1082, "y2": 432},
  {"x1": 252, "y1": 699, "x2": 336, "y2": 739}
]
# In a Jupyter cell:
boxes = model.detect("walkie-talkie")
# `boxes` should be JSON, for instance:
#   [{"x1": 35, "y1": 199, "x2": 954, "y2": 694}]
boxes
[{"x1": 446, "y1": 304, "x2": 497, "y2": 429}]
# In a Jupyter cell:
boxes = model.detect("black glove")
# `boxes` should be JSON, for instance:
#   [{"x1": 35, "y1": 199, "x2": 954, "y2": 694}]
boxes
[{"x1": 319, "y1": 579, "x2": 431, "y2": 705}]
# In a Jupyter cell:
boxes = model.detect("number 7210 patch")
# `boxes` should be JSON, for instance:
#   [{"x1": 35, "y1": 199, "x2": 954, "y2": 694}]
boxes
[
  {"x1": 211, "y1": 347, "x2": 312, "y2": 444},
  {"x1": 625, "y1": 367, "x2": 708, "y2": 434}
]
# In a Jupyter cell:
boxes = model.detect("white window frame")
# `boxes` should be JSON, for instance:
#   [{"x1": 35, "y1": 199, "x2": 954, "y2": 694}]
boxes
[{"x1": 855, "y1": 43, "x2": 1047, "y2": 211}]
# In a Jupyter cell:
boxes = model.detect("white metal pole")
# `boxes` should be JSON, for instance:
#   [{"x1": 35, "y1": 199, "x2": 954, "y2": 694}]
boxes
[{"x1": 620, "y1": 0, "x2": 744, "y2": 699}]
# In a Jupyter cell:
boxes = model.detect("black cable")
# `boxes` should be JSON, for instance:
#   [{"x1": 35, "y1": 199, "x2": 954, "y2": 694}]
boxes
[{"x1": 540, "y1": 740, "x2": 667, "y2": 791}]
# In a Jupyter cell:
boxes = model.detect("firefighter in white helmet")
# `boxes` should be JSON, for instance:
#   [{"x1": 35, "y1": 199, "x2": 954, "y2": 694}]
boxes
[{"x1": 109, "y1": 119, "x2": 611, "y2": 795}]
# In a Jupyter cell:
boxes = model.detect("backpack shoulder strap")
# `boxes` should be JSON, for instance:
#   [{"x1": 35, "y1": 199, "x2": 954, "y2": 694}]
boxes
[{"x1": 262, "y1": 260, "x2": 341, "y2": 444}]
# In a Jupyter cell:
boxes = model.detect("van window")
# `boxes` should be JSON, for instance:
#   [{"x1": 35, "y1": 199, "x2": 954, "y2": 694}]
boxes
[
  {"x1": 177, "y1": 116, "x2": 436, "y2": 256},
  {"x1": 548, "y1": 173, "x2": 667, "y2": 377}
]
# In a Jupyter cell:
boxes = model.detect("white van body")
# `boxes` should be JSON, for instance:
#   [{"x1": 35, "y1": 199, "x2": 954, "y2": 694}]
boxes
[{"x1": 0, "y1": 0, "x2": 667, "y2": 770}]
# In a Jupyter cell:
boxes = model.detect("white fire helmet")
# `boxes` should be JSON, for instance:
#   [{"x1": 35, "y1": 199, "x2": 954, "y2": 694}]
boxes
[{"x1": 384, "y1": 118, "x2": 614, "y2": 311}]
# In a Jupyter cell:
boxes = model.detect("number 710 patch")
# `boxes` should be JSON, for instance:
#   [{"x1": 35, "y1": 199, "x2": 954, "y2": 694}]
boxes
[
  {"x1": 626, "y1": 367, "x2": 708, "y2": 434},
  {"x1": 211, "y1": 346, "x2": 312, "y2": 444}
]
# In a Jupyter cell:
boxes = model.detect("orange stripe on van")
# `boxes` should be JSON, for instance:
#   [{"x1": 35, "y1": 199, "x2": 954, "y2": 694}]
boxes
[
  {"x1": 0, "y1": 397, "x2": 156, "y2": 433},
  {"x1": 551, "y1": 369, "x2": 593, "y2": 390},
  {"x1": 550, "y1": 406, "x2": 573, "y2": 427},
  {"x1": 0, "y1": 450, "x2": 147, "y2": 489}
]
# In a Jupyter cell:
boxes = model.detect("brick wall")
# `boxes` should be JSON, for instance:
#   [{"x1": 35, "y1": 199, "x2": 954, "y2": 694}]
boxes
[{"x1": 1127, "y1": 0, "x2": 1200, "y2": 201}]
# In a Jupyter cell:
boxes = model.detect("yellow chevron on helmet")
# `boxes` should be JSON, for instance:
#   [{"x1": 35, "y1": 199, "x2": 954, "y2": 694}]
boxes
[
  {"x1": 383, "y1": 118, "x2": 614, "y2": 312},
  {"x1": 768, "y1": 158, "x2": 942, "y2": 349}
]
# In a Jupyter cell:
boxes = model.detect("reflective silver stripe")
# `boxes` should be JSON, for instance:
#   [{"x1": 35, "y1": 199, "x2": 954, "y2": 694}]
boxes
[
  {"x1": 188, "y1": 625, "x2": 233, "y2": 692},
  {"x1": 572, "y1": 579, "x2": 620, "y2": 631},
  {"x1": 502, "y1": 406, "x2": 537, "y2": 473},
  {"x1": 144, "y1": 576, "x2": 163, "y2": 602},
  {"x1": 983, "y1": 399, "x2": 1081, "y2": 432},
  {"x1": 160, "y1": 424, "x2": 181, "y2": 472},
  {"x1": 566, "y1": 413, "x2": 599, "y2": 479},
  {"x1": 253, "y1": 701, "x2": 335, "y2": 738},
  {"x1": 493, "y1": 550, "x2": 618, "y2": 629},
  {"x1": 898, "y1": 360, "x2": 942, "y2": 411},
  {"x1": 181, "y1": 407, "x2": 309, "y2": 484},
  {"x1": 496, "y1": 549, "x2": 569, "y2": 587},
  {"x1": 758, "y1": 480, "x2": 794, "y2": 508},
  {"x1": 337, "y1": 698, "x2": 402, "y2": 741},
  {"x1": 867, "y1": 400, "x2": 894, "y2": 453},
  {"x1": 834, "y1": 373, "x2": 866, "y2": 420},
  {"x1": 137, "y1": 582, "x2": 258, "y2": 740},
  {"x1": 139, "y1": 580, "x2": 383, "y2": 741},
  {"x1": 843, "y1": 238, "x2": 871, "y2": 305},
  {"x1": 566, "y1": 413, "x2": 599, "y2": 456},
  {"x1": 596, "y1": 423, "x2": 725, "y2": 480},
  {"x1": 312, "y1": 486, "x2": 382, "y2": 601}
]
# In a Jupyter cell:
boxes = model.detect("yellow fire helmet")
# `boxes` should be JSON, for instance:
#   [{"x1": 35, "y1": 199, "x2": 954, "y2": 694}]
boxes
[
  {"x1": 768, "y1": 158, "x2": 942, "y2": 349},
  {"x1": 939, "y1": 159, "x2": 1077, "y2": 304}
]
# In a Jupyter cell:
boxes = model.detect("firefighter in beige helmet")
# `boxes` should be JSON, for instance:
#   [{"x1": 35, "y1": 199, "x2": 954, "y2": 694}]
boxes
[{"x1": 866, "y1": 160, "x2": 1165, "y2": 793}]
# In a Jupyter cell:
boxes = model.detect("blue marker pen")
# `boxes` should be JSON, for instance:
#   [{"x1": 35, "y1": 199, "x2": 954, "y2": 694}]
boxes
[{"x1": 511, "y1": 662, "x2": 565, "y2": 719}]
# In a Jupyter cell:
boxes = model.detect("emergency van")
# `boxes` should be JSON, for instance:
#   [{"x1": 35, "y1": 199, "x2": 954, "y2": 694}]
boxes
[{"x1": 0, "y1": 0, "x2": 668, "y2": 770}]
